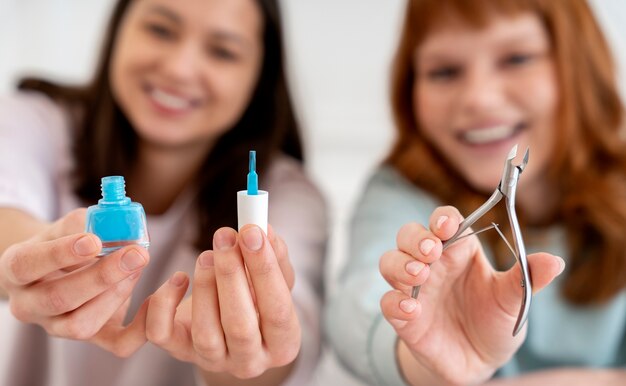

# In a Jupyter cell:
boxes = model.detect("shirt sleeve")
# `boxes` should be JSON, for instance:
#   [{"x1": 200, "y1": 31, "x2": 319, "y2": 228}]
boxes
[
  {"x1": 0, "y1": 92, "x2": 69, "y2": 222},
  {"x1": 265, "y1": 156, "x2": 329, "y2": 386},
  {"x1": 325, "y1": 167, "x2": 438, "y2": 385}
]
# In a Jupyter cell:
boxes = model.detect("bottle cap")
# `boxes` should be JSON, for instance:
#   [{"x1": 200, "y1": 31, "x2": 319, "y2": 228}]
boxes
[{"x1": 237, "y1": 190, "x2": 268, "y2": 234}]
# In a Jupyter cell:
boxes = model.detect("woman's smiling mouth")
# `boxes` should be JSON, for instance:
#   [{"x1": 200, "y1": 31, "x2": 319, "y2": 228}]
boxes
[
  {"x1": 460, "y1": 122, "x2": 526, "y2": 145},
  {"x1": 144, "y1": 84, "x2": 202, "y2": 114}
]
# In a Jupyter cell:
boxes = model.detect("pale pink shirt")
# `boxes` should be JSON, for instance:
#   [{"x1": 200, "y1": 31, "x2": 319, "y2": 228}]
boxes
[{"x1": 0, "y1": 92, "x2": 328, "y2": 386}]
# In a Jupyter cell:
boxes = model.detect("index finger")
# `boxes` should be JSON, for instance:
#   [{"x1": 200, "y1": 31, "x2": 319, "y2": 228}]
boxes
[
  {"x1": 31, "y1": 208, "x2": 88, "y2": 243},
  {"x1": 2, "y1": 233, "x2": 101, "y2": 286},
  {"x1": 428, "y1": 206, "x2": 464, "y2": 241},
  {"x1": 239, "y1": 225, "x2": 300, "y2": 356}
]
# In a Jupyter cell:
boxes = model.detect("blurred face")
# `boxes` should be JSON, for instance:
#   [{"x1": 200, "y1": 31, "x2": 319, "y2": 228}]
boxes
[
  {"x1": 414, "y1": 12, "x2": 558, "y2": 195},
  {"x1": 110, "y1": 0, "x2": 263, "y2": 150}
]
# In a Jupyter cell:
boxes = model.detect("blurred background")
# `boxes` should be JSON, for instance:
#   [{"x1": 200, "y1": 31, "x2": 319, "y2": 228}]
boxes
[{"x1": 0, "y1": 0, "x2": 625, "y2": 384}]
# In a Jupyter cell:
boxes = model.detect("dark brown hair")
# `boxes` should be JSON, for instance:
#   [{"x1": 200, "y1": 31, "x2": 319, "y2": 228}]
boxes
[
  {"x1": 387, "y1": 0, "x2": 626, "y2": 304},
  {"x1": 19, "y1": 0, "x2": 302, "y2": 251}
]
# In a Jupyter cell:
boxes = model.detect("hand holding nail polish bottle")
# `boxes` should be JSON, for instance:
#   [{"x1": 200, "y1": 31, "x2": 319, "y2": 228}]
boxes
[{"x1": 85, "y1": 176, "x2": 150, "y2": 255}]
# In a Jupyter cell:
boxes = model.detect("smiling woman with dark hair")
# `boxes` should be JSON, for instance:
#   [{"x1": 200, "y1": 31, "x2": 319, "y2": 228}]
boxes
[{"x1": 0, "y1": 0, "x2": 327, "y2": 385}]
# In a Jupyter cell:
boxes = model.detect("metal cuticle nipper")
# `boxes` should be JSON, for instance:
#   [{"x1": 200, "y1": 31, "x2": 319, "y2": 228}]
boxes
[{"x1": 411, "y1": 144, "x2": 531, "y2": 336}]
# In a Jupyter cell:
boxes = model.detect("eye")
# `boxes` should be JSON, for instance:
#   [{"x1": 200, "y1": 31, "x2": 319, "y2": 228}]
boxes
[
  {"x1": 207, "y1": 46, "x2": 239, "y2": 61},
  {"x1": 502, "y1": 53, "x2": 534, "y2": 67},
  {"x1": 426, "y1": 66, "x2": 461, "y2": 82},
  {"x1": 145, "y1": 22, "x2": 175, "y2": 40}
]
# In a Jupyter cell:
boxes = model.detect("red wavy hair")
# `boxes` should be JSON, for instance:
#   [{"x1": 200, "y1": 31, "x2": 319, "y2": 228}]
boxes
[{"x1": 387, "y1": 0, "x2": 626, "y2": 304}]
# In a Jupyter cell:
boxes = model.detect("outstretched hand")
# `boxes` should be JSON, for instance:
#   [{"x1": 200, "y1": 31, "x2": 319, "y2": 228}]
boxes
[
  {"x1": 379, "y1": 206, "x2": 565, "y2": 385},
  {"x1": 145, "y1": 224, "x2": 300, "y2": 381},
  {"x1": 0, "y1": 208, "x2": 150, "y2": 357}
]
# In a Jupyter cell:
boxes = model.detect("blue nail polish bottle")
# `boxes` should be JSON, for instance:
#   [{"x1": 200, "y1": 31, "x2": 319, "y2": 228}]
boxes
[{"x1": 85, "y1": 176, "x2": 150, "y2": 256}]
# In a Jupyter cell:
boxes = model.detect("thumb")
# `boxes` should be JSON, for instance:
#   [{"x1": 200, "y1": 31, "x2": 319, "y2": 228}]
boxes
[
  {"x1": 495, "y1": 253, "x2": 565, "y2": 317},
  {"x1": 94, "y1": 297, "x2": 150, "y2": 358}
]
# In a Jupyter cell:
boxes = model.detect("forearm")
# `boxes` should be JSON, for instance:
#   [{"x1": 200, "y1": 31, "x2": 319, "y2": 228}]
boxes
[
  {"x1": 0, "y1": 208, "x2": 46, "y2": 252},
  {"x1": 0, "y1": 208, "x2": 47, "y2": 298},
  {"x1": 198, "y1": 361, "x2": 295, "y2": 386},
  {"x1": 485, "y1": 368, "x2": 626, "y2": 386}
]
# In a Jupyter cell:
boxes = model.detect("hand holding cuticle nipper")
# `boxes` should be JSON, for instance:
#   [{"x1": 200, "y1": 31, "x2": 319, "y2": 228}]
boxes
[{"x1": 411, "y1": 144, "x2": 531, "y2": 336}]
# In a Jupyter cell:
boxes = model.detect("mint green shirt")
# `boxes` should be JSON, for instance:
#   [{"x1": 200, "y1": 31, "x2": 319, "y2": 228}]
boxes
[{"x1": 325, "y1": 166, "x2": 626, "y2": 385}]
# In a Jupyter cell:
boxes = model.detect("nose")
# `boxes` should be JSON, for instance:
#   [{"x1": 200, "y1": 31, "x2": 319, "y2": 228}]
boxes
[
  {"x1": 457, "y1": 63, "x2": 505, "y2": 115},
  {"x1": 160, "y1": 41, "x2": 200, "y2": 83}
]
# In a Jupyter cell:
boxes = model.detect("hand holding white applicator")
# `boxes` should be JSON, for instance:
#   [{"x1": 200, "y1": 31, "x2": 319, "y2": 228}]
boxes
[{"x1": 237, "y1": 150, "x2": 268, "y2": 233}]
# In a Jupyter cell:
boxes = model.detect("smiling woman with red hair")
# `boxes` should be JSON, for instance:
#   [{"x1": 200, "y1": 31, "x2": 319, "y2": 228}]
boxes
[{"x1": 327, "y1": 0, "x2": 626, "y2": 384}]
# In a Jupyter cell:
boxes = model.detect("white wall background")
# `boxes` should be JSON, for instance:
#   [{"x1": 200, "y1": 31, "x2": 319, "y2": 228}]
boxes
[{"x1": 1, "y1": 1, "x2": 625, "y2": 385}]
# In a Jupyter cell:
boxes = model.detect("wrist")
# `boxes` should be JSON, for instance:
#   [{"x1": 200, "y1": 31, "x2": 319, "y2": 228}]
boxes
[
  {"x1": 396, "y1": 339, "x2": 494, "y2": 386},
  {"x1": 196, "y1": 361, "x2": 295, "y2": 386},
  {"x1": 397, "y1": 339, "x2": 449, "y2": 386}
]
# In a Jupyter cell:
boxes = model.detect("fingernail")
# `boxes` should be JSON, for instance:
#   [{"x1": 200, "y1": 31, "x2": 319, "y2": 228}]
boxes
[
  {"x1": 214, "y1": 228, "x2": 236, "y2": 251},
  {"x1": 556, "y1": 256, "x2": 566, "y2": 275},
  {"x1": 121, "y1": 250, "x2": 146, "y2": 272},
  {"x1": 420, "y1": 239, "x2": 435, "y2": 255},
  {"x1": 436, "y1": 216, "x2": 448, "y2": 230},
  {"x1": 74, "y1": 235, "x2": 98, "y2": 256},
  {"x1": 242, "y1": 226, "x2": 263, "y2": 251},
  {"x1": 198, "y1": 251, "x2": 214, "y2": 268},
  {"x1": 169, "y1": 271, "x2": 186, "y2": 287},
  {"x1": 406, "y1": 261, "x2": 423, "y2": 276},
  {"x1": 400, "y1": 299, "x2": 417, "y2": 313}
]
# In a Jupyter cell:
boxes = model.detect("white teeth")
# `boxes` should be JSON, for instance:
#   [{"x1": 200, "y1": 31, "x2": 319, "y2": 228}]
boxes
[
  {"x1": 150, "y1": 88, "x2": 191, "y2": 110},
  {"x1": 463, "y1": 125, "x2": 516, "y2": 144}
]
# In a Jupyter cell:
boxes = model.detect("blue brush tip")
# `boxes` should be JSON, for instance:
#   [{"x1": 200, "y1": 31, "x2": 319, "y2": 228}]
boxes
[
  {"x1": 247, "y1": 150, "x2": 258, "y2": 195},
  {"x1": 249, "y1": 151, "x2": 256, "y2": 173}
]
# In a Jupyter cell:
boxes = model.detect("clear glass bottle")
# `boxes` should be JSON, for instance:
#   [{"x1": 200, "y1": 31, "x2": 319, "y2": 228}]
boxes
[{"x1": 85, "y1": 176, "x2": 150, "y2": 255}]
